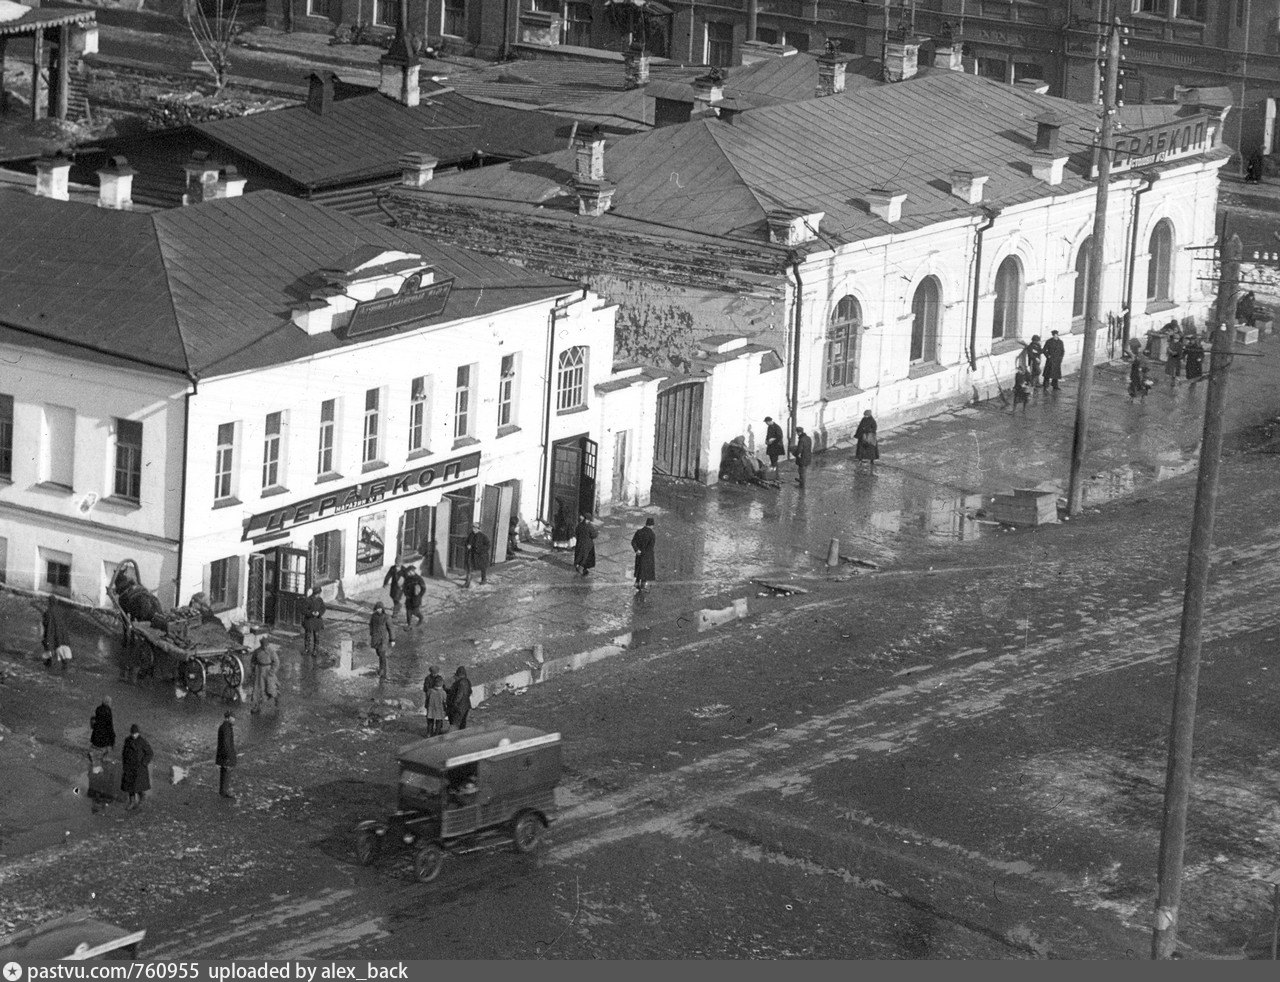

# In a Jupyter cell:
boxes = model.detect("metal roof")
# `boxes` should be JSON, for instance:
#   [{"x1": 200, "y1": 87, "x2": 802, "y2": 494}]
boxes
[
  {"x1": 0, "y1": 2, "x2": 95, "y2": 37},
  {"x1": 398, "y1": 725, "x2": 557, "y2": 770}
]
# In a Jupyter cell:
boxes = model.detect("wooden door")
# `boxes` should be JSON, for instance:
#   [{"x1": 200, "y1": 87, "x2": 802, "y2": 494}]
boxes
[
  {"x1": 481, "y1": 484, "x2": 513, "y2": 564},
  {"x1": 274, "y1": 547, "x2": 309, "y2": 628},
  {"x1": 445, "y1": 491, "x2": 474, "y2": 571},
  {"x1": 654, "y1": 380, "x2": 703, "y2": 480},
  {"x1": 612, "y1": 430, "x2": 629, "y2": 503},
  {"x1": 246, "y1": 552, "x2": 266, "y2": 625}
]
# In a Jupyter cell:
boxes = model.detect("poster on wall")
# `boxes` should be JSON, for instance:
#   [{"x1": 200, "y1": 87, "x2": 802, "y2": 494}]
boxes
[{"x1": 356, "y1": 512, "x2": 386, "y2": 574}]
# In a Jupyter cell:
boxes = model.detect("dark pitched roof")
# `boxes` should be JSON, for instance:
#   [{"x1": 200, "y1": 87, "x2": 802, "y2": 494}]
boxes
[
  {"x1": 403, "y1": 71, "x2": 1219, "y2": 250},
  {"x1": 0, "y1": 2, "x2": 95, "y2": 37},
  {"x1": 192, "y1": 86, "x2": 573, "y2": 190},
  {"x1": 0, "y1": 189, "x2": 575, "y2": 378}
]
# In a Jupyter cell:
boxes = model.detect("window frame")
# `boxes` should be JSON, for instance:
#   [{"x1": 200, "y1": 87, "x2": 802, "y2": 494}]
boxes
[
  {"x1": 42, "y1": 548, "x2": 72, "y2": 596},
  {"x1": 409, "y1": 376, "x2": 431, "y2": 454},
  {"x1": 1147, "y1": 219, "x2": 1174, "y2": 303},
  {"x1": 706, "y1": 21, "x2": 733, "y2": 67},
  {"x1": 312, "y1": 529, "x2": 343, "y2": 585},
  {"x1": 992, "y1": 255, "x2": 1024, "y2": 341},
  {"x1": 113, "y1": 417, "x2": 143, "y2": 502},
  {"x1": 214, "y1": 421, "x2": 236, "y2": 502},
  {"x1": 317, "y1": 398, "x2": 338, "y2": 477},
  {"x1": 563, "y1": 0, "x2": 592, "y2": 46},
  {"x1": 442, "y1": 0, "x2": 466, "y2": 37},
  {"x1": 1073, "y1": 237, "x2": 1094, "y2": 320},
  {"x1": 208, "y1": 556, "x2": 240, "y2": 611},
  {"x1": 824, "y1": 295, "x2": 861, "y2": 392},
  {"x1": 1174, "y1": 0, "x2": 1205, "y2": 21},
  {"x1": 362, "y1": 387, "x2": 382, "y2": 465},
  {"x1": 0, "y1": 393, "x2": 14, "y2": 481},
  {"x1": 556, "y1": 346, "x2": 588, "y2": 413},
  {"x1": 454, "y1": 364, "x2": 475, "y2": 440},
  {"x1": 262, "y1": 410, "x2": 284, "y2": 490},
  {"x1": 909, "y1": 277, "x2": 942, "y2": 366},
  {"x1": 40, "y1": 404, "x2": 75, "y2": 489},
  {"x1": 497, "y1": 353, "x2": 519, "y2": 429},
  {"x1": 374, "y1": 0, "x2": 401, "y2": 27}
]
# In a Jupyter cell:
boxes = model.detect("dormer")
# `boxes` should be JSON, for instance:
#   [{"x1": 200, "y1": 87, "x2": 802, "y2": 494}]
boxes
[
  {"x1": 766, "y1": 207, "x2": 825, "y2": 246},
  {"x1": 290, "y1": 248, "x2": 438, "y2": 337}
]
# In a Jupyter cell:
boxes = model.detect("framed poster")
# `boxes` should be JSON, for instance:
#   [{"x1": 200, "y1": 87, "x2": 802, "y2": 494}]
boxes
[{"x1": 356, "y1": 512, "x2": 386, "y2": 574}]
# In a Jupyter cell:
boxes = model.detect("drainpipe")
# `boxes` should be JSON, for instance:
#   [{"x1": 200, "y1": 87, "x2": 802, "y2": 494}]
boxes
[
  {"x1": 1123, "y1": 171, "x2": 1158, "y2": 353},
  {"x1": 786, "y1": 251, "x2": 804, "y2": 440},
  {"x1": 174, "y1": 374, "x2": 198, "y2": 609},
  {"x1": 968, "y1": 207, "x2": 999, "y2": 372}
]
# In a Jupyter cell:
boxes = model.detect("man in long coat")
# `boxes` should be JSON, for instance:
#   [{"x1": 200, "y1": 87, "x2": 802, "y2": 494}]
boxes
[
  {"x1": 402, "y1": 567, "x2": 426, "y2": 626},
  {"x1": 382, "y1": 563, "x2": 406, "y2": 615},
  {"x1": 764, "y1": 416, "x2": 785, "y2": 475},
  {"x1": 42, "y1": 596, "x2": 71, "y2": 669},
  {"x1": 1042, "y1": 330, "x2": 1066, "y2": 391},
  {"x1": 90, "y1": 696, "x2": 116, "y2": 764},
  {"x1": 631, "y1": 518, "x2": 656, "y2": 591},
  {"x1": 121, "y1": 723, "x2": 153, "y2": 810},
  {"x1": 463, "y1": 523, "x2": 491, "y2": 588},
  {"x1": 250, "y1": 636, "x2": 280, "y2": 713},
  {"x1": 792, "y1": 426, "x2": 813, "y2": 489},
  {"x1": 447, "y1": 666, "x2": 473, "y2": 730},
  {"x1": 301, "y1": 586, "x2": 326, "y2": 657},
  {"x1": 216, "y1": 711, "x2": 236, "y2": 799},
  {"x1": 369, "y1": 602, "x2": 395, "y2": 682},
  {"x1": 573, "y1": 515, "x2": 597, "y2": 577}
]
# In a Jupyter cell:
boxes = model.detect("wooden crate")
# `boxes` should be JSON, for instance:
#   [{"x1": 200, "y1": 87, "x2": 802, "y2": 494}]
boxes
[{"x1": 990, "y1": 488, "x2": 1059, "y2": 527}]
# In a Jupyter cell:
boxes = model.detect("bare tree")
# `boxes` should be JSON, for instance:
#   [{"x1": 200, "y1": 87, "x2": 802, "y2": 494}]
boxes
[{"x1": 185, "y1": 0, "x2": 242, "y2": 95}]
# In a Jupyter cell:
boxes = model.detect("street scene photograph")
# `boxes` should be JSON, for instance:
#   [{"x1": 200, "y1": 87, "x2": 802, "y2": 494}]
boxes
[{"x1": 3, "y1": 0, "x2": 1280, "y2": 962}]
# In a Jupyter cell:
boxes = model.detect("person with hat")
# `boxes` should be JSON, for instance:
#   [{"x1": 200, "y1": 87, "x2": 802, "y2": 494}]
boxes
[
  {"x1": 463, "y1": 522, "x2": 491, "y2": 588},
  {"x1": 631, "y1": 517, "x2": 657, "y2": 592},
  {"x1": 763, "y1": 416, "x2": 785, "y2": 476},
  {"x1": 447, "y1": 666, "x2": 473, "y2": 730},
  {"x1": 572, "y1": 514, "x2": 597, "y2": 577},
  {"x1": 120, "y1": 723, "x2": 153, "y2": 811},
  {"x1": 791, "y1": 426, "x2": 813, "y2": 489},
  {"x1": 383, "y1": 563, "x2": 407, "y2": 616},
  {"x1": 402, "y1": 565, "x2": 426, "y2": 626},
  {"x1": 89, "y1": 696, "x2": 116, "y2": 765},
  {"x1": 369, "y1": 602, "x2": 395, "y2": 682},
  {"x1": 216, "y1": 711, "x2": 237, "y2": 800},
  {"x1": 301, "y1": 585, "x2": 326, "y2": 657},
  {"x1": 425, "y1": 674, "x2": 448, "y2": 736},
  {"x1": 250, "y1": 635, "x2": 280, "y2": 713},
  {"x1": 1042, "y1": 330, "x2": 1066, "y2": 391}
]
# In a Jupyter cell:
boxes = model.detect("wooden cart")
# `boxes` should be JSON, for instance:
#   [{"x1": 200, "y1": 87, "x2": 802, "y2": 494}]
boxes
[{"x1": 123, "y1": 619, "x2": 247, "y2": 699}]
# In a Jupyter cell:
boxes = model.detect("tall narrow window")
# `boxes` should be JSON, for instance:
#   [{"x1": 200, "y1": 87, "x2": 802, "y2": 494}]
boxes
[
  {"x1": 454, "y1": 365, "x2": 474, "y2": 439},
  {"x1": 1073, "y1": 237, "x2": 1093, "y2": 319},
  {"x1": 910, "y1": 277, "x2": 941, "y2": 364},
  {"x1": 706, "y1": 21, "x2": 733, "y2": 67},
  {"x1": 208, "y1": 556, "x2": 239, "y2": 610},
  {"x1": 113, "y1": 418, "x2": 143, "y2": 502},
  {"x1": 1147, "y1": 218, "x2": 1174, "y2": 303},
  {"x1": 498, "y1": 353, "x2": 519, "y2": 429},
  {"x1": 362, "y1": 388, "x2": 381, "y2": 464},
  {"x1": 39, "y1": 405, "x2": 75, "y2": 487},
  {"x1": 825, "y1": 295, "x2": 861, "y2": 391},
  {"x1": 262, "y1": 411, "x2": 283, "y2": 489},
  {"x1": 0, "y1": 394, "x2": 13, "y2": 481},
  {"x1": 408, "y1": 376, "x2": 430, "y2": 453},
  {"x1": 374, "y1": 0, "x2": 401, "y2": 26},
  {"x1": 214, "y1": 422, "x2": 236, "y2": 501},
  {"x1": 312, "y1": 529, "x2": 343, "y2": 584},
  {"x1": 443, "y1": 0, "x2": 466, "y2": 36},
  {"x1": 317, "y1": 398, "x2": 336, "y2": 476},
  {"x1": 556, "y1": 346, "x2": 588, "y2": 412},
  {"x1": 564, "y1": 1, "x2": 592, "y2": 45},
  {"x1": 992, "y1": 256, "x2": 1024, "y2": 340}
]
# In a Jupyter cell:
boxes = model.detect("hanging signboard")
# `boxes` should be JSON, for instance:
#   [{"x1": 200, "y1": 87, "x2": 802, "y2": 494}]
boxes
[
  {"x1": 242, "y1": 451, "x2": 480, "y2": 541},
  {"x1": 1092, "y1": 114, "x2": 1213, "y2": 178},
  {"x1": 338, "y1": 277, "x2": 455, "y2": 340},
  {"x1": 356, "y1": 512, "x2": 386, "y2": 573}
]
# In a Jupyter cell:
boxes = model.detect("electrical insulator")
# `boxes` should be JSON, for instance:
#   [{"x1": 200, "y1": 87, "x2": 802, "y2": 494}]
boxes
[{"x1": 1117, "y1": 100, "x2": 1125, "y2": 107}]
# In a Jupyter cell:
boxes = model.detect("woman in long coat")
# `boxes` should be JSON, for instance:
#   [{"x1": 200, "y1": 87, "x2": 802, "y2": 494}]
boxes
[
  {"x1": 631, "y1": 518, "x2": 656, "y2": 591},
  {"x1": 42, "y1": 597, "x2": 71, "y2": 668},
  {"x1": 90, "y1": 697, "x2": 116, "y2": 762},
  {"x1": 854, "y1": 410, "x2": 879, "y2": 473},
  {"x1": 573, "y1": 515, "x2": 597, "y2": 577},
  {"x1": 120, "y1": 724, "x2": 153, "y2": 810}
]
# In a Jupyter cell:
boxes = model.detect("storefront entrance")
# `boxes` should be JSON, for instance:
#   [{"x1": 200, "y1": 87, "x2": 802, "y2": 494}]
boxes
[
  {"x1": 247, "y1": 546, "x2": 308, "y2": 628},
  {"x1": 549, "y1": 434, "x2": 597, "y2": 544},
  {"x1": 443, "y1": 487, "x2": 475, "y2": 572}
]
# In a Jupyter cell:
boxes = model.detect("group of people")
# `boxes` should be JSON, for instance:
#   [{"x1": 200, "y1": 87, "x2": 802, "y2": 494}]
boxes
[
  {"x1": 1132, "y1": 320, "x2": 1208, "y2": 401},
  {"x1": 721, "y1": 413, "x2": 879, "y2": 492},
  {"x1": 422, "y1": 665, "x2": 473, "y2": 736},
  {"x1": 1012, "y1": 330, "x2": 1067, "y2": 411},
  {"x1": 88, "y1": 696, "x2": 154, "y2": 810},
  {"x1": 382, "y1": 562, "x2": 429, "y2": 625}
]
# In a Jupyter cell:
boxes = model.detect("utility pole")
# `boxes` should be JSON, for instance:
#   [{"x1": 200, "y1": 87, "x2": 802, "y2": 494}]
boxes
[
  {"x1": 1066, "y1": 16, "x2": 1121, "y2": 516},
  {"x1": 1150, "y1": 232, "x2": 1242, "y2": 960}
]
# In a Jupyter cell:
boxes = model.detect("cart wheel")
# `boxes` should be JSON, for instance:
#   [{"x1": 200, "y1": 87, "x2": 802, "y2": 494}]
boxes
[
  {"x1": 512, "y1": 811, "x2": 544, "y2": 854},
  {"x1": 355, "y1": 828, "x2": 381, "y2": 867},
  {"x1": 413, "y1": 843, "x2": 444, "y2": 883},
  {"x1": 221, "y1": 652, "x2": 245, "y2": 689},
  {"x1": 182, "y1": 658, "x2": 206, "y2": 694}
]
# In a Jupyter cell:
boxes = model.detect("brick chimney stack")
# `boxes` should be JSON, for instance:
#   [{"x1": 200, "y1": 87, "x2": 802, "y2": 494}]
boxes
[
  {"x1": 34, "y1": 154, "x2": 72, "y2": 201},
  {"x1": 205, "y1": 165, "x2": 246, "y2": 199},
  {"x1": 379, "y1": 8, "x2": 421, "y2": 108},
  {"x1": 307, "y1": 70, "x2": 336, "y2": 115},
  {"x1": 623, "y1": 46, "x2": 650, "y2": 90},
  {"x1": 933, "y1": 39, "x2": 964, "y2": 71},
  {"x1": 1030, "y1": 115, "x2": 1068, "y2": 185},
  {"x1": 182, "y1": 151, "x2": 221, "y2": 206},
  {"x1": 882, "y1": 32, "x2": 920, "y2": 83},
  {"x1": 400, "y1": 152, "x2": 439, "y2": 187},
  {"x1": 96, "y1": 156, "x2": 135, "y2": 211},
  {"x1": 574, "y1": 125, "x2": 606, "y2": 183},
  {"x1": 692, "y1": 68, "x2": 726, "y2": 116},
  {"x1": 816, "y1": 40, "x2": 848, "y2": 98}
]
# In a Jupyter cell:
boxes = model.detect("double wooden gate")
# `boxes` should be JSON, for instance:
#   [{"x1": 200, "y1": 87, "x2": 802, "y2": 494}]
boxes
[{"x1": 654, "y1": 380, "x2": 704, "y2": 480}]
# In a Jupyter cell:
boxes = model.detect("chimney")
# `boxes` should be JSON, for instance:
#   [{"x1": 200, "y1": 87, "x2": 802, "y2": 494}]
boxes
[
  {"x1": 379, "y1": 23, "x2": 421, "y2": 108},
  {"x1": 623, "y1": 46, "x2": 650, "y2": 90},
  {"x1": 400, "y1": 151, "x2": 439, "y2": 187},
  {"x1": 1031, "y1": 152, "x2": 1068, "y2": 186},
  {"x1": 1016, "y1": 78, "x2": 1050, "y2": 95},
  {"x1": 573, "y1": 124, "x2": 605, "y2": 183},
  {"x1": 692, "y1": 68, "x2": 726, "y2": 115},
  {"x1": 948, "y1": 170, "x2": 988, "y2": 204},
  {"x1": 182, "y1": 150, "x2": 221, "y2": 206},
  {"x1": 96, "y1": 155, "x2": 135, "y2": 211},
  {"x1": 574, "y1": 178, "x2": 616, "y2": 217},
  {"x1": 866, "y1": 186, "x2": 907, "y2": 223},
  {"x1": 715, "y1": 96, "x2": 748, "y2": 124},
  {"x1": 34, "y1": 154, "x2": 72, "y2": 201},
  {"x1": 765, "y1": 208, "x2": 824, "y2": 246},
  {"x1": 933, "y1": 39, "x2": 964, "y2": 71},
  {"x1": 1033, "y1": 113, "x2": 1062, "y2": 154},
  {"x1": 816, "y1": 40, "x2": 847, "y2": 98},
  {"x1": 204, "y1": 164, "x2": 246, "y2": 199},
  {"x1": 307, "y1": 70, "x2": 336, "y2": 115},
  {"x1": 882, "y1": 33, "x2": 920, "y2": 82}
]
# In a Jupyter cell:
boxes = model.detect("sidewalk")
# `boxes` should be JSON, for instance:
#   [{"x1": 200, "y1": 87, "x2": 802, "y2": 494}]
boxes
[{"x1": 318, "y1": 331, "x2": 1280, "y2": 695}]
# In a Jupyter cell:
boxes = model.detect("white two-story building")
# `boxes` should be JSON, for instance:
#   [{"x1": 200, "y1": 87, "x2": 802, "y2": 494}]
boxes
[{"x1": 0, "y1": 175, "x2": 661, "y2": 624}]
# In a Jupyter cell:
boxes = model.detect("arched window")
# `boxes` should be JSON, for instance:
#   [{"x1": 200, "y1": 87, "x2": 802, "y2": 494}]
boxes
[
  {"x1": 1147, "y1": 218, "x2": 1173, "y2": 302},
  {"x1": 992, "y1": 255, "x2": 1023, "y2": 340},
  {"x1": 910, "y1": 277, "x2": 941, "y2": 364},
  {"x1": 825, "y1": 295, "x2": 861, "y2": 390},
  {"x1": 1072, "y1": 237, "x2": 1093, "y2": 319},
  {"x1": 556, "y1": 346, "x2": 588, "y2": 412}
]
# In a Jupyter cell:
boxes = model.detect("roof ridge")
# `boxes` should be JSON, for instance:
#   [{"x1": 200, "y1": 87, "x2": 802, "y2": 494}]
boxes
[
  {"x1": 699, "y1": 118, "x2": 771, "y2": 226},
  {"x1": 151, "y1": 203, "x2": 200, "y2": 379}
]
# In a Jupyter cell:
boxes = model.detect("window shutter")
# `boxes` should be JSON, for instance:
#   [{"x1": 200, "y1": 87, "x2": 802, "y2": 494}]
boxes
[{"x1": 228, "y1": 558, "x2": 241, "y2": 609}]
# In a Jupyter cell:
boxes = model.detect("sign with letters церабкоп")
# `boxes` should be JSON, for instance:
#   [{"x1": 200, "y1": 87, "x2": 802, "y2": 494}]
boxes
[
  {"x1": 1092, "y1": 114, "x2": 1212, "y2": 178},
  {"x1": 242, "y1": 451, "x2": 480, "y2": 542}
]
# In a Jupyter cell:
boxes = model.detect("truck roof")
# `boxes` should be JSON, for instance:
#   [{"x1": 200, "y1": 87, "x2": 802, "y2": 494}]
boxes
[{"x1": 398, "y1": 725, "x2": 560, "y2": 771}]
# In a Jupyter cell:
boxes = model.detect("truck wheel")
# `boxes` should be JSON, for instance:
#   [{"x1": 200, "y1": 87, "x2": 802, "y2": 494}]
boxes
[
  {"x1": 512, "y1": 812, "x2": 543, "y2": 854},
  {"x1": 355, "y1": 828, "x2": 380, "y2": 866},
  {"x1": 414, "y1": 843, "x2": 444, "y2": 883}
]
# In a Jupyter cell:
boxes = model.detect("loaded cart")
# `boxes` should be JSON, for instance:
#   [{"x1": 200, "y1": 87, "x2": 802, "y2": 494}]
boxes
[
  {"x1": 354, "y1": 725, "x2": 562, "y2": 882},
  {"x1": 107, "y1": 559, "x2": 248, "y2": 699}
]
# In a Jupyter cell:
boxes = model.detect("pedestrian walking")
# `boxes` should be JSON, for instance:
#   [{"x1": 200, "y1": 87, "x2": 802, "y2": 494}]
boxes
[
  {"x1": 369, "y1": 602, "x2": 395, "y2": 682},
  {"x1": 42, "y1": 596, "x2": 72, "y2": 670},
  {"x1": 447, "y1": 666, "x2": 472, "y2": 731},
  {"x1": 854, "y1": 410, "x2": 880, "y2": 469},
  {"x1": 573, "y1": 514, "x2": 597, "y2": 576},
  {"x1": 463, "y1": 523, "x2": 491, "y2": 588},
  {"x1": 763, "y1": 416, "x2": 785, "y2": 475},
  {"x1": 216, "y1": 711, "x2": 236, "y2": 800},
  {"x1": 120, "y1": 723, "x2": 152, "y2": 811},
  {"x1": 791, "y1": 425, "x2": 813, "y2": 488},
  {"x1": 1042, "y1": 330, "x2": 1065, "y2": 390},
  {"x1": 403, "y1": 566, "x2": 426, "y2": 626},
  {"x1": 89, "y1": 696, "x2": 116, "y2": 764},
  {"x1": 1025, "y1": 335, "x2": 1044, "y2": 386},
  {"x1": 631, "y1": 517, "x2": 657, "y2": 591},
  {"x1": 1164, "y1": 333, "x2": 1184, "y2": 385},
  {"x1": 301, "y1": 586, "x2": 325, "y2": 657},
  {"x1": 1184, "y1": 333, "x2": 1205, "y2": 380},
  {"x1": 425, "y1": 676, "x2": 447, "y2": 736},
  {"x1": 249, "y1": 636, "x2": 280, "y2": 713},
  {"x1": 383, "y1": 563, "x2": 406, "y2": 615},
  {"x1": 1128, "y1": 355, "x2": 1151, "y2": 402}
]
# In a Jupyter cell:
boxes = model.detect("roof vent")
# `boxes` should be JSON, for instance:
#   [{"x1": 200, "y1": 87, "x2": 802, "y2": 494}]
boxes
[
  {"x1": 34, "y1": 153, "x2": 72, "y2": 201},
  {"x1": 766, "y1": 208, "x2": 825, "y2": 246},
  {"x1": 948, "y1": 170, "x2": 988, "y2": 204},
  {"x1": 400, "y1": 152, "x2": 439, "y2": 187},
  {"x1": 1033, "y1": 112, "x2": 1062, "y2": 154},
  {"x1": 307, "y1": 70, "x2": 336, "y2": 115},
  {"x1": 740, "y1": 40, "x2": 798, "y2": 66},
  {"x1": 96, "y1": 155, "x2": 135, "y2": 211},
  {"x1": 574, "y1": 178, "x2": 616, "y2": 217},
  {"x1": 866, "y1": 186, "x2": 907, "y2": 224},
  {"x1": 1031, "y1": 153, "x2": 1068, "y2": 186}
]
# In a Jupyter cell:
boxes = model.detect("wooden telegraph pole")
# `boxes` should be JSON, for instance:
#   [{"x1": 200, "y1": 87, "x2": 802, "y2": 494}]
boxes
[
  {"x1": 1150, "y1": 232, "x2": 1242, "y2": 960},
  {"x1": 1066, "y1": 17, "x2": 1122, "y2": 516}
]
